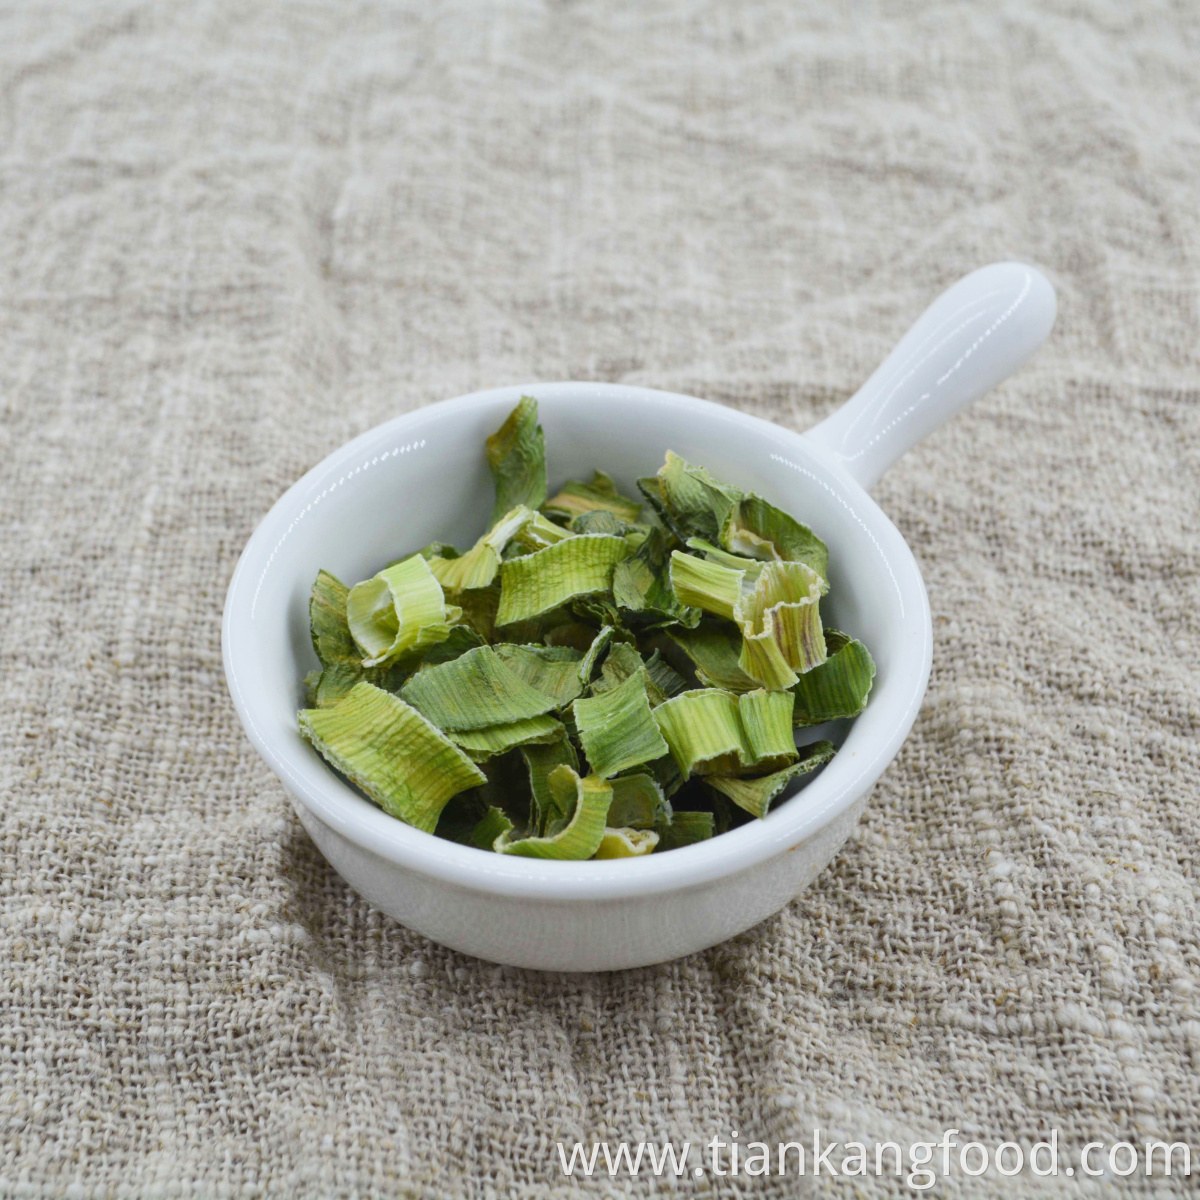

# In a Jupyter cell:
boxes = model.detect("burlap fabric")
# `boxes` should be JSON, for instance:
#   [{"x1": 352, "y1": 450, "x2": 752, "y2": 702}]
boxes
[{"x1": 3, "y1": 2, "x2": 1198, "y2": 1195}]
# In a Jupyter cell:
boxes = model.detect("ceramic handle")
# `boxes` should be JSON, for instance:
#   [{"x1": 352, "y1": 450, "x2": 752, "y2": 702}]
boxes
[{"x1": 804, "y1": 262, "x2": 1056, "y2": 490}]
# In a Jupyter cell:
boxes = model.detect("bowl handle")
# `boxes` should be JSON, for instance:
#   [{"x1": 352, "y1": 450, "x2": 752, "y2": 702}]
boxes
[{"x1": 803, "y1": 262, "x2": 1056, "y2": 490}]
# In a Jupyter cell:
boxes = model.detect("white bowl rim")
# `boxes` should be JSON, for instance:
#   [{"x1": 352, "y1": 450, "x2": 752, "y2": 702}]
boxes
[{"x1": 222, "y1": 382, "x2": 931, "y2": 902}]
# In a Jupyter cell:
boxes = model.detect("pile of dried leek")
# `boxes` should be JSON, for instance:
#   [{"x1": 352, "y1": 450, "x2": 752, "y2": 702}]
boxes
[{"x1": 298, "y1": 397, "x2": 874, "y2": 859}]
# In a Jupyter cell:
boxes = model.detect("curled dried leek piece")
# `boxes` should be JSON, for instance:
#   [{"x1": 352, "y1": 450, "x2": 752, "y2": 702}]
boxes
[
  {"x1": 736, "y1": 560, "x2": 828, "y2": 690},
  {"x1": 652, "y1": 687, "x2": 796, "y2": 777},
  {"x1": 495, "y1": 766, "x2": 611, "y2": 859},
  {"x1": 493, "y1": 643, "x2": 584, "y2": 707},
  {"x1": 450, "y1": 713, "x2": 565, "y2": 762},
  {"x1": 346, "y1": 555, "x2": 459, "y2": 668},
  {"x1": 704, "y1": 740, "x2": 836, "y2": 818},
  {"x1": 607, "y1": 772, "x2": 669, "y2": 828},
  {"x1": 544, "y1": 470, "x2": 643, "y2": 524},
  {"x1": 486, "y1": 395, "x2": 546, "y2": 525},
  {"x1": 595, "y1": 828, "x2": 660, "y2": 858},
  {"x1": 298, "y1": 682, "x2": 485, "y2": 832},
  {"x1": 791, "y1": 630, "x2": 877, "y2": 725},
  {"x1": 572, "y1": 669, "x2": 670, "y2": 778},
  {"x1": 721, "y1": 495, "x2": 828, "y2": 580},
  {"x1": 496, "y1": 534, "x2": 631, "y2": 626}
]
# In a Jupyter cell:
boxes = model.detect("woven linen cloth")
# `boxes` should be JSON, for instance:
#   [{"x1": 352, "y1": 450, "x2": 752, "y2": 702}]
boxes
[{"x1": 3, "y1": 2, "x2": 1199, "y2": 1196}]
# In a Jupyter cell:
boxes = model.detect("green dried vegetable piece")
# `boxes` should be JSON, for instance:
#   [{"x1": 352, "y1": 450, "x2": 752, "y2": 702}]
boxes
[
  {"x1": 543, "y1": 470, "x2": 643, "y2": 524},
  {"x1": 737, "y1": 561, "x2": 828, "y2": 689},
  {"x1": 737, "y1": 689, "x2": 797, "y2": 770},
  {"x1": 429, "y1": 505, "x2": 571, "y2": 596},
  {"x1": 667, "y1": 620, "x2": 759, "y2": 693},
  {"x1": 590, "y1": 641, "x2": 644, "y2": 695},
  {"x1": 685, "y1": 536, "x2": 766, "y2": 580},
  {"x1": 595, "y1": 828, "x2": 660, "y2": 858},
  {"x1": 468, "y1": 806, "x2": 514, "y2": 850},
  {"x1": 652, "y1": 688, "x2": 797, "y2": 778},
  {"x1": 654, "y1": 809, "x2": 715, "y2": 851},
  {"x1": 577, "y1": 625, "x2": 616, "y2": 687},
  {"x1": 521, "y1": 736, "x2": 580, "y2": 831},
  {"x1": 652, "y1": 688, "x2": 748, "y2": 776},
  {"x1": 657, "y1": 452, "x2": 743, "y2": 542},
  {"x1": 668, "y1": 551, "x2": 746, "y2": 621},
  {"x1": 493, "y1": 643, "x2": 584, "y2": 707},
  {"x1": 570, "y1": 509, "x2": 633, "y2": 536},
  {"x1": 486, "y1": 396, "x2": 546, "y2": 526},
  {"x1": 417, "y1": 625, "x2": 487, "y2": 668},
  {"x1": 642, "y1": 650, "x2": 688, "y2": 702},
  {"x1": 400, "y1": 645, "x2": 559, "y2": 730},
  {"x1": 450, "y1": 713, "x2": 566, "y2": 761},
  {"x1": 607, "y1": 772, "x2": 669, "y2": 828},
  {"x1": 613, "y1": 526, "x2": 701, "y2": 627},
  {"x1": 346, "y1": 555, "x2": 459, "y2": 668},
  {"x1": 703, "y1": 740, "x2": 836, "y2": 819},
  {"x1": 298, "y1": 682, "x2": 485, "y2": 832},
  {"x1": 573, "y1": 669, "x2": 670, "y2": 778},
  {"x1": 495, "y1": 766, "x2": 611, "y2": 859},
  {"x1": 307, "y1": 570, "x2": 411, "y2": 705},
  {"x1": 495, "y1": 534, "x2": 631, "y2": 626},
  {"x1": 721, "y1": 495, "x2": 828, "y2": 580},
  {"x1": 791, "y1": 630, "x2": 877, "y2": 725}
]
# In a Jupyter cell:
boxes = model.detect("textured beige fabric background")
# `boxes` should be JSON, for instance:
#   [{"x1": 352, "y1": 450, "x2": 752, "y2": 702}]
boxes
[{"x1": 3, "y1": 1, "x2": 1199, "y2": 1196}]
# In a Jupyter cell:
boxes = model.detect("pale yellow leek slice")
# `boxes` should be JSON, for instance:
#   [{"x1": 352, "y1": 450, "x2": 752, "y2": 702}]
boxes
[
  {"x1": 399, "y1": 645, "x2": 559, "y2": 730},
  {"x1": 572, "y1": 669, "x2": 670, "y2": 778},
  {"x1": 298, "y1": 682, "x2": 485, "y2": 832},
  {"x1": 486, "y1": 396, "x2": 546, "y2": 526},
  {"x1": 494, "y1": 766, "x2": 611, "y2": 859},
  {"x1": 703, "y1": 740, "x2": 836, "y2": 818},
  {"x1": 496, "y1": 534, "x2": 631, "y2": 626},
  {"x1": 595, "y1": 828, "x2": 660, "y2": 858},
  {"x1": 429, "y1": 505, "x2": 572, "y2": 596},
  {"x1": 543, "y1": 470, "x2": 643, "y2": 524},
  {"x1": 791, "y1": 630, "x2": 876, "y2": 724},
  {"x1": 346, "y1": 555, "x2": 458, "y2": 668}
]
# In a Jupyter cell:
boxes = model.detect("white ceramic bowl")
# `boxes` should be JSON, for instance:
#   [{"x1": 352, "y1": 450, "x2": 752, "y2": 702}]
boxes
[{"x1": 223, "y1": 263, "x2": 1055, "y2": 971}]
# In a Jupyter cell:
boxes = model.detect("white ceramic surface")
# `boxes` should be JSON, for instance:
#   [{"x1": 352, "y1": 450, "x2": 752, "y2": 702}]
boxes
[{"x1": 223, "y1": 262, "x2": 1056, "y2": 972}]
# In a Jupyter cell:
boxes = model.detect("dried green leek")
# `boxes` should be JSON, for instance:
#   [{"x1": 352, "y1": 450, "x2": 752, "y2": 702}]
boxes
[{"x1": 297, "y1": 396, "x2": 873, "y2": 859}]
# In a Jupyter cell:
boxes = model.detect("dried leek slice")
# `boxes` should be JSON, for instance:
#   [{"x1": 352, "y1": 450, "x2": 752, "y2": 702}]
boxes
[
  {"x1": 298, "y1": 682, "x2": 485, "y2": 832},
  {"x1": 577, "y1": 624, "x2": 616, "y2": 687},
  {"x1": 737, "y1": 561, "x2": 828, "y2": 689},
  {"x1": 307, "y1": 570, "x2": 408, "y2": 705},
  {"x1": 613, "y1": 526, "x2": 700, "y2": 627},
  {"x1": 346, "y1": 555, "x2": 458, "y2": 668},
  {"x1": 703, "y1": 740, "x2": 836, "y2": 818},
  {"x1": 721, "y1": 495, "x2": 828, "y2": 580},
  {"x1": 655, "y1": 810, "x2": 715, "y2": 851},
  {"x1": 652, "y1": 688, "x2": 796, "y2": 777},
  {"x1": 521, "y1": 736, "x2": 579, "y2": 830},
  {"x1": 450, "y1": 713, "x2": 565, "y2": 761},
  {"x1": 496, "y1": 535, "x2": 631, "y2": 626},
  {"x1": 668, "y1": 552, "x2": 746, "y2": 621},
  {"x1": 486, "y1": 395, "x2": 546, "y2": 526},
  {"x1": 400, "y1": 645, "x2": 558, "y2": 730},
  {"x1": 495, "y1": 766, "x2": 611, "y2": 859},
  {"x1": 657, "y1": 452, "x2": 743, "y2": 542},
  {"x1": 429, "y1": 505, "x2": 572, "y2": 596},
  {"x1": 667, "y1": 620, "x2": 759, "y2": 693},
  {"x1": 493, "y1": 643, "x2": 584, "y2": 707},
  {"x1": 572, "y1": 669, "x2": 670, "y2": 778},
  {"x1": 544, "y1": 470, "x2": 643, "y2": 524},
  {"x1": 607, "y1": 772, "x2": 669, "y2": 828},
  {"x1": 791, "y1": 630, "x2": 877, "y2": 725},
  {"x1": 469, "y1": 806, "x2": 514, "y2": 850},
  {"x1": 595, "y1": 828, "x2": 660, "y2": 858}
]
